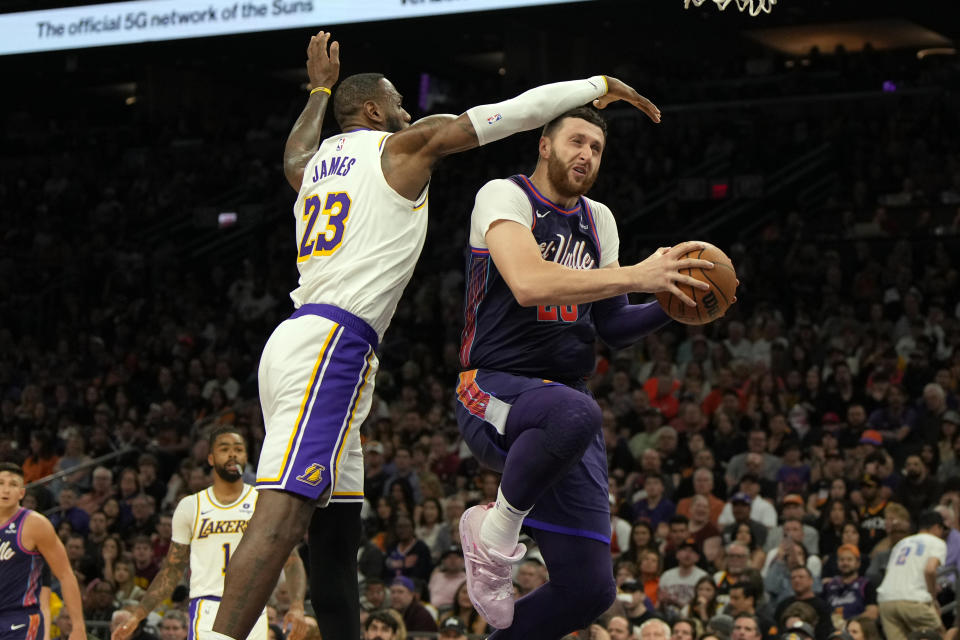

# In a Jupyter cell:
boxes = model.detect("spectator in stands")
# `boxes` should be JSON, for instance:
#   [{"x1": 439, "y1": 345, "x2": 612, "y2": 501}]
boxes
[
  {"x1": 633, "y1": 473, "x2": 676, "y2": 529},
  {"x1": 765, "y1": 495, "x2": 820, "y2": 555},
  {"x1": 773, "y1": 567, "x2": 833, "y2": 639},
  {"x1": 414, "y1": 497, "x2": 450, "y2": 562},
  {"x1": 727, "y1": 430, "x2": 781, "y2": 487},
  {"x1": 715, "y1": 541, "x2": 750, "y2": 604},
  {"x1": 158, "y1": 611, "x2": 189, "y2": 640},
  {"x1": 894, "y1": 454, "x2": 942, "y2": 520},
  {"x1": 607, "y1": 615, "x2": 637, "y2": 640},
  {"x1": 439, "y1": 581, "x2": 488, "y2": 635},
  {"x1": 130, "y1": 535, "x2": 159, "y2": 588},
  {"x1": 727, "y1": 581, "x2": 777, "y2": 640},
  {"x1": 51, "y1": 485, "x2": 90, "y2": 535},
  {"x1": 112, "y1": 558, "x2": 145, "y2": 607},
  {"x1": 428, "y1": 547, "x2": 465, "y2": 609},
  {"x1": 515, "y1": 559, "x2": 547, "y2": 597},
  {"x1": 22, "y1": 431, "x2": 60, "y2": 484},
  {"x1": 79, "y1": 467, "x2": 115, "y2": 515},
  {"x1": 822, "y1": 544, "x2": 878, "y2": 620},
  {"x1": 660, "y1": 538, "x2": 709, "y2": 611},
  {"x1": 677, "y1": 468, "x2": 725, "y2": 525},
  {"x1": 382, "y1": 515, "x2": 432, "y2": 582},
  {"x1": 363, "y1": 609, "x2": 405, "y2": 640},
  {"x1": 387, "y1": 576, "x2": 435, "y2": 632},
  {"x1": 719, "y1": 482, "x2": 777, "y2": 534},
  {"x1": 845, "y1": 615, "x2": 881, "y2": 640}
]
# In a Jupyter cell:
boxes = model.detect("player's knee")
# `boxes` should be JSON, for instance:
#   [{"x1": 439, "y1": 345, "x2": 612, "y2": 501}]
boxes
[{"x1": 542, "y1": 392, "x2": 601, "y2": 460}]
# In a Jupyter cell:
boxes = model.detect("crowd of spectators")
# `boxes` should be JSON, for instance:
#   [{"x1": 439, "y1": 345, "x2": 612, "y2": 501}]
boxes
[{"x1": 2, "y1": 32, "x2": 960, "y2": 640}]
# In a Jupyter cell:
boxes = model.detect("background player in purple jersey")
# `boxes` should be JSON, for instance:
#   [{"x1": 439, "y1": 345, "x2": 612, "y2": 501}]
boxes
[
  {"x1": 0, "y1": 463, "x2": 86, "y2": 640},
  {"x1": 456, "y1": 106, "x2": 720, "y2": 636},
  {"x1": 206, "y1": 31, "x2": 664, "y2": 640}
]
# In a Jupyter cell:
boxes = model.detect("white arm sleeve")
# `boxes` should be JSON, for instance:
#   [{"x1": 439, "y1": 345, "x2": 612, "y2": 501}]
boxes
[
  {"x1": 466, "y1": 76, "x2": 608, "y2": 146},
  {"x1": 171, "y1": 494, "x2": 197, "y2": 545},
  {"x1": 585, "y1": 198, "x2": 620, "y2": 268},
  {"x1": 469, "y1": 179, "x2": 534, "y2": 248}
]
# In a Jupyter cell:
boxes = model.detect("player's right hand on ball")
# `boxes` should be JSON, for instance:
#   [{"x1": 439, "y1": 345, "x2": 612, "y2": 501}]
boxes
[
  {"x1": 306, "y1": 31, "x2": 340, "y2": 92},
  {"x1": 633, "y1": 241, "x2": 714, "y2": 307},
  {"x1": 593, "y1": 76, "x2": 661, "y2": 123}
]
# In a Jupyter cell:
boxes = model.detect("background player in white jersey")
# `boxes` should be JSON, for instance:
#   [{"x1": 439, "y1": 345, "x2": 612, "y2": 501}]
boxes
[
  {"x1": 207, "y1": 30, "x2": 678, "y2": 640},
  {"x1": 112, "y1": 428, "x2": 307, "y2": 640},
  {"x1": 877, "y1": 510, "x2": 948, "y2": 640},
  {"x1": 0, "y1": 463, "x2": 86, "y2": 640}
]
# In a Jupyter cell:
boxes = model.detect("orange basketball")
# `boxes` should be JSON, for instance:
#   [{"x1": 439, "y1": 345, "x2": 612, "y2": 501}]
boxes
[{"x1": 655, "y1": 243, "x2": 737, "y2": 325}]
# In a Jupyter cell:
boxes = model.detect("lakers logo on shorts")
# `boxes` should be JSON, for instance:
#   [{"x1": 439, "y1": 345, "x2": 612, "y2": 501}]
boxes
[{"x1": 296, "y1": 463, "x2": 327, "y2": 486}]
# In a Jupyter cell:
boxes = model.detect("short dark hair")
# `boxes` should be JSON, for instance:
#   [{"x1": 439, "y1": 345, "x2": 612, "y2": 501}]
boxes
[
  {"x1": 333, "y1": 73, "x2": 387, "y2": 129},
  {"x1": 542, "y1": 106, "x2": 607, "y2": 141},
  {"x1": 0, "y1": 463, "x2": 24, "y2": 479},
  {"x1": 790, "y1": 565, "x2": 813, "y2": 579},
  {"x1": 918, "y1": 510, "x2": 945, "y2": 531},
  {"x1": 731, "y1": 581, "x2": 760, "y2": 602},
  {"x1": 364, "y1": 610, "x2": 399, "y2": 632},
  {"x1": 208, "y1": 426, "x2": 246, "y2": 449}
]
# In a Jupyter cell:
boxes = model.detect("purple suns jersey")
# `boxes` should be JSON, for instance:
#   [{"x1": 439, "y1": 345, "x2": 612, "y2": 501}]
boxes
[
  {"x1": 0, "y1": 509, "x2": 43, "y2": 613},
  {"x1": 460, "y1": 175, "x2": 620, "y2": 382}
]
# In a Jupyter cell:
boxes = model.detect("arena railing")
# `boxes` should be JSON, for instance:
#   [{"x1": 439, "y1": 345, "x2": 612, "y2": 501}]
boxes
[{"x1": 25, "y1": 447, "x2": 138, "y2": 492}]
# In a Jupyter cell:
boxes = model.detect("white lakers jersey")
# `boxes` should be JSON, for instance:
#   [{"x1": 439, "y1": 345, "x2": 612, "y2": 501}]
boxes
[
  {"x1": 170, "y1": 484, "x2": 258, "y2": 599},
  {"x1": 290, "y1": 129, "x2": 429, "y2": 340}
]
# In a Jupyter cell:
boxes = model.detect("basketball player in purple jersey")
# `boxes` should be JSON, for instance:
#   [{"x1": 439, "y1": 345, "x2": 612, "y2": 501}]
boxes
[
  {"x1": 456, "y1": 107, "x2": 716, "y2": 636},
  {"x1": 0, "y1": 464, "x2": 86, "y2": 640},
  {"x1": 206, "y1": 32, "x2": 674, "y2": 640}
]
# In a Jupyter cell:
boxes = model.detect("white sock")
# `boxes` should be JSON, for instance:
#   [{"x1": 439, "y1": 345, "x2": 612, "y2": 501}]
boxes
[{"x1": 479, "y1": 487, "x2": 530, "y2": 556}]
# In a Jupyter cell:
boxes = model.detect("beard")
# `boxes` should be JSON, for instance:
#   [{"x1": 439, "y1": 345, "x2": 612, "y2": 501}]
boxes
[
  {"x1": 214, "y1": 462, "x2": 242, "y2": 482},
  {"x1": 546, "y1": 152, "x2": 598, "y2": 199},
  {"x1": 384, "y1": 112, "x2": 406, "y2": 133}
]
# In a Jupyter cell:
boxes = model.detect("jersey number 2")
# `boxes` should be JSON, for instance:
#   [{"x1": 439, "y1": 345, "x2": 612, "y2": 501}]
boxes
[
  {"x1": 298, "y1": 192, "x2": 352, "y2": 262},
  {"x1": 537, "y1": 305, "x2": 578, "y2": 322}
]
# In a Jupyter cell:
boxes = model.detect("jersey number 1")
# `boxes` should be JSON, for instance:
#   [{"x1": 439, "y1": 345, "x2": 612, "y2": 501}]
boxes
[
  {"x1": 221, "y1": 543, "x2": 230, "y2": 575},
  {"x1": 537, "y1": 305, "x2": 578, "y2": 322},
  {"x1": 298, "y1": 192, "x2": 352, "y2": 262}
]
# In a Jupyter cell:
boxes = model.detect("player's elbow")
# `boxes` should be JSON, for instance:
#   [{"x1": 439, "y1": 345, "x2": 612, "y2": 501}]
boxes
[{"x1": 512, "y1": 287, "x2": 539, "y2": 308}]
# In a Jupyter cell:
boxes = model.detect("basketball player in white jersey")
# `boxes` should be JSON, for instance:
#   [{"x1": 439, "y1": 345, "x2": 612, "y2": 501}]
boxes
[
  {"x1": 112, "y1": 428, "x2": 307, "y2": 640},
  {"x1": 206, "y1": 31, "x2": 692, "y2": 640}
]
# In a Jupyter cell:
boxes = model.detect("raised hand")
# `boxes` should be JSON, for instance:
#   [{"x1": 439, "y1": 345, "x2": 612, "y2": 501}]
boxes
[
  {"x1": 306, "y1": 31, "x2": 340, "y2": 91},
  {"x1": 593, "y1": 76, "x2": 661, "y2": 123}
]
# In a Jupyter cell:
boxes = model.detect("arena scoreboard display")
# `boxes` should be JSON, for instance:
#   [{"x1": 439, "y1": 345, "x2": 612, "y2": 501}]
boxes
[{"x1": 0, "y1": 0, "x2": 588, "y2": 56}]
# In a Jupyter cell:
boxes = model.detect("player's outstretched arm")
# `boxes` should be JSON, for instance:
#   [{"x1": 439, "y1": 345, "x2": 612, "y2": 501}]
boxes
[
  {"x1": 283, "y1": 31, "x2": 341, "y2": 192},
  {"x1": 382, "y1": 75, "x2": 659, "y2": 200},
  {"x1": 29, "y1": 514, "x2": 87, "y2": 640},
  {"x1": 281, "y1": 549, "x2": 309, "y2": 640},
  {"x1": 112, "y1": 542, "x2": 190, "y2": 640}
]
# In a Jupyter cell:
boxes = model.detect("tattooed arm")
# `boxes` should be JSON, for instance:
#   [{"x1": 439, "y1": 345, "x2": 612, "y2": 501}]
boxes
[
  {"x1": 284, "y1": 31, "x2": 340, "y2": 192},
  {"x1": 282, "y1": 548, "x2": 309, "y2": 640},
  {"x1": 112, "y1": 542, "x2": 190, "y2": 640}
]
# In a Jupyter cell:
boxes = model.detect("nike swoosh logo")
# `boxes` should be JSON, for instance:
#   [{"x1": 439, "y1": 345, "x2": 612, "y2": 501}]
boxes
[
  {"x1": 535, "y1": 210, "x2": 549, "y2": 218},
  {"x1": 11, "y1": 624, "x2": 26, "y2": 630},
  {"x1": 200, "y1": 510, "x2": 214, "y2": 515}
]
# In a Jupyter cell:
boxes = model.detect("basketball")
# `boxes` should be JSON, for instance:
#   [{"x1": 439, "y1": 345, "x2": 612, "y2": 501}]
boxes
[{"x1": 655, "y1": 243, "x2": 737, "y2": 325}]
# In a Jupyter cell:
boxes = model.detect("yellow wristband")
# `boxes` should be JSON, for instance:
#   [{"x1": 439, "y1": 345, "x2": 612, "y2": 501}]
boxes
[{"x1": 310, "y1": 86, "x2": 331, "y2": 96}]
